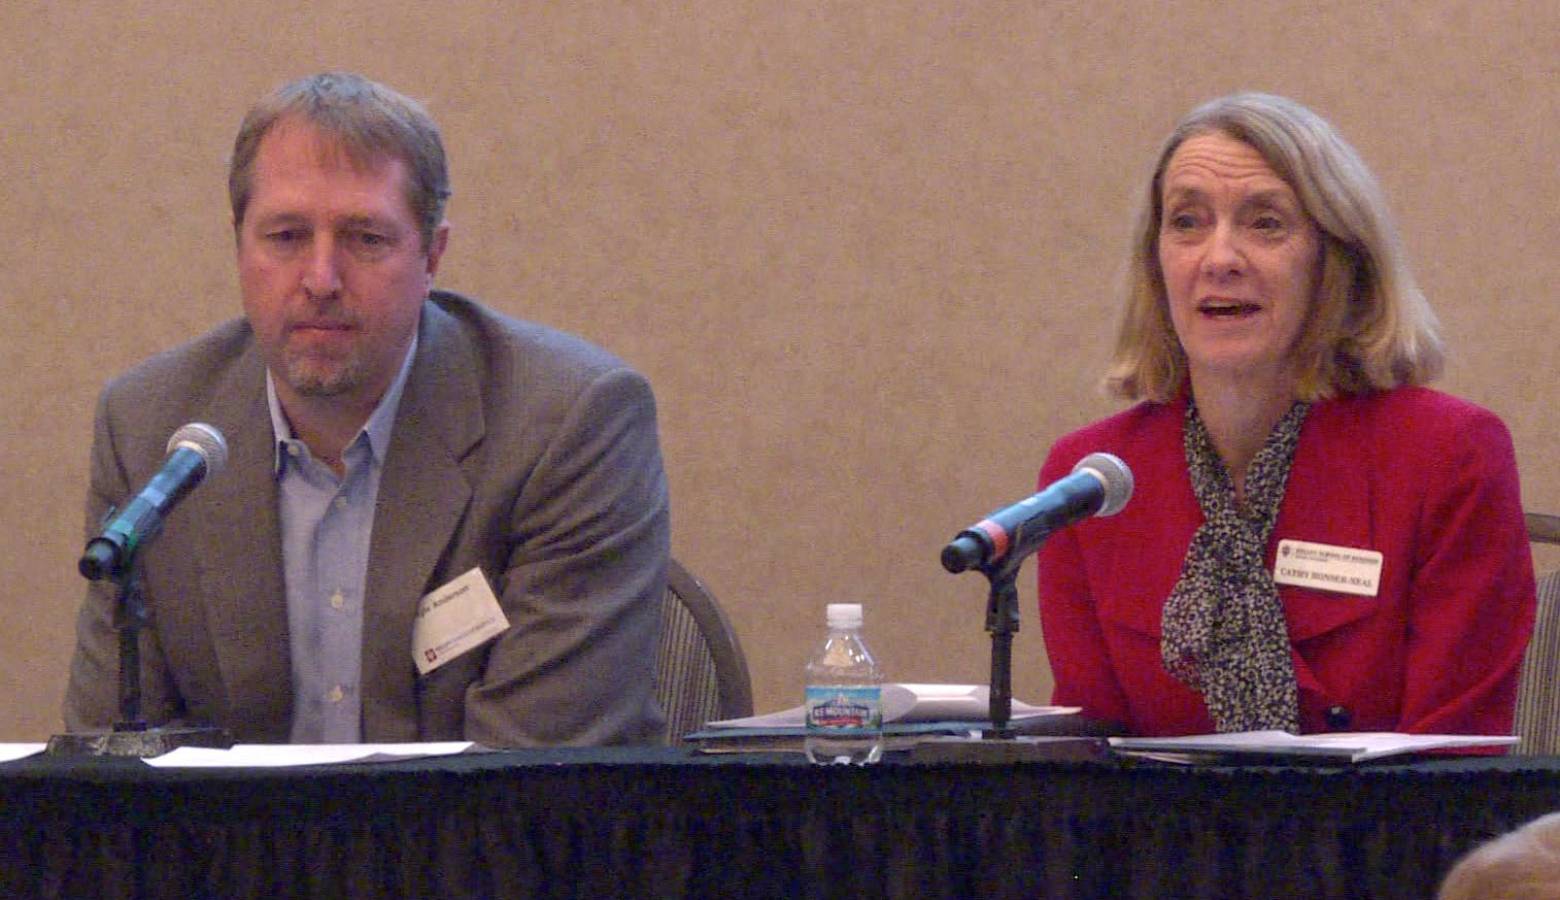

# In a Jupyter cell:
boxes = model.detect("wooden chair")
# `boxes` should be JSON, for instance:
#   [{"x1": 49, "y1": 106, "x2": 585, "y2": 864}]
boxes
[
  {"x1": 1515, "y1": 513, "x2": 1560, "y2": 754},
  {"x1": 1529, "y1": 512, "x2": 1560, "y2": 546},
  {"x1": 654, "y1": 558, "x2": 754, "y2": 745}
]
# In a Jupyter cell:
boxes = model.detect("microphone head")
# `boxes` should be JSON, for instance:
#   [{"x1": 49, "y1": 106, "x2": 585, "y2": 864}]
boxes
[
  {"x1": 1071, "y1": 452, "x2": 1133, "y2": 517},
  {"x1": 167, "y1": 422, "x2": 229, "y2": 478}
]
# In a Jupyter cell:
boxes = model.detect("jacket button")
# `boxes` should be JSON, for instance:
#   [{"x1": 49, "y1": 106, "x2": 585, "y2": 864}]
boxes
[{"x1": 1325, "y1": 705, "x2": 1352, "y2": 730}]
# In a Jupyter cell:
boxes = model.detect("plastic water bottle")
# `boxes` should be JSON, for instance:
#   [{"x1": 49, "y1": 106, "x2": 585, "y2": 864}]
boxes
[{"x1": 804, "y1": 603, "x2": 884, "y2": 764}]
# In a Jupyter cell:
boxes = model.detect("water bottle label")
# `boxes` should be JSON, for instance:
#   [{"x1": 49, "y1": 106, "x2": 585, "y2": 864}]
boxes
[{"x1": 804, "y1": 685, "x2": 882, "y2": 734}]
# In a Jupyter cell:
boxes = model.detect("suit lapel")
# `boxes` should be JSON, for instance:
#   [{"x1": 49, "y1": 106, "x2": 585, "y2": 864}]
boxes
[
  {"x1": 360, "y1": 301, "x2": 483, "y2": 740},
  {"x1": 1274, "y1": 396, "x2": 1376, "y2": 585},
  {"x1": 189, "y1": 340, "x2": 292, "y2": 739},
  {"x1": 1276, "y1": 396, "x2": 1377, "y2": 708},
  {"x1": 1097, "y1": 398, "x2": 1203, "y2": 637}
]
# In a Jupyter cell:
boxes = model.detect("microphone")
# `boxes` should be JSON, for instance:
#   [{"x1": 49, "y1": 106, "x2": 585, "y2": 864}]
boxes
[
  {"x1": 79, "y1": 423, "x2": 228, "y2": 582},
  {"x1": 941, "y1": 452, "x2": 1133, "y2": 573}
]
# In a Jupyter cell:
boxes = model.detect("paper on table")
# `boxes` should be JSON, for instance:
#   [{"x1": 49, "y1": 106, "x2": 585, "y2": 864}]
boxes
[
  {"x1": 1109, "y1": 730, "x2": 1518, "y2": 762},
  {"x1": 143, "y1": 741, "x2": 477, "y2": 768},
  {"x1": 0, "y1": 743, "x2": 46, "y2": 763},
  {"x1": 706, "y1": 683, "x2": 1078, "y2": 729}
]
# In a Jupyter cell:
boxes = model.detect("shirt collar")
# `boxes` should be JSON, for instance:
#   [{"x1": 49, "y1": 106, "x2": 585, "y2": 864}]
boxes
[{"x1": 268, "y1": 330, "x2": 421, "y2": 475}]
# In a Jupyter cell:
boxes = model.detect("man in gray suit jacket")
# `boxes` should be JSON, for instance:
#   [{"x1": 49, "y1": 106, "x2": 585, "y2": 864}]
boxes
[{"x1": 63, "y1": 73, "x2": 668, "y2": 746}]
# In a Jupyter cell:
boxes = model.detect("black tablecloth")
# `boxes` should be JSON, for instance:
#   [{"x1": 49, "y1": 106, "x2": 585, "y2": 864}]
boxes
[{"x1": 3, "y1": 746, "x2": 1558, "y2": 899}]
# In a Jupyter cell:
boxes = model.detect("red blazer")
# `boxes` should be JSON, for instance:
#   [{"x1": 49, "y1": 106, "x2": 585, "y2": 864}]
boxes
[{"x1": 1037, "y1": 387, "x2": 1536, "y2": 736}]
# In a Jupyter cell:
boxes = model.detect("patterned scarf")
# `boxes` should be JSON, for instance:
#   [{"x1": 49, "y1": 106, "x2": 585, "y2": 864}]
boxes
[{"x1": 1161, "y1": 400, "x2": 1310, "y2": 733}]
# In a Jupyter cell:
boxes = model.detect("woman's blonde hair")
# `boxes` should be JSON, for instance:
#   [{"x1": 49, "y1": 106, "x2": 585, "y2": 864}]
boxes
[{"x1": 1104, "y1": 92, "x2": 1443, "y2": 402}]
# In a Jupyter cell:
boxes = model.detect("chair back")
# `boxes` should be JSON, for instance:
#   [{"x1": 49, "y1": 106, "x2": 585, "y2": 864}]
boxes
[
  {"x1": 655, "y1": 558, "x2": 754, "y2": 744},
  {"x1": 1529, "y1": 512, "x2": 1560, "y2": 546},
  {"x1": 1515, "y1": 513, "x2": 1560, "y2": 754}
]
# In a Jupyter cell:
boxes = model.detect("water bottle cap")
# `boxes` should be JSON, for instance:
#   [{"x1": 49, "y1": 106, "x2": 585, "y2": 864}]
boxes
[{"x1": 826, "y1": 603, "x2": 863, "y2": 628}]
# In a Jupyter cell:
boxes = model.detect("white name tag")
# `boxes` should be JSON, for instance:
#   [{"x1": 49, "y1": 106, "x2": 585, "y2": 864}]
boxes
[
  {"x1": 411, "y1": 567, "x2": 511, "y2": 675},
  {"x1": 1273, "y1": 539, "x2": 1383, "y2": 597}
]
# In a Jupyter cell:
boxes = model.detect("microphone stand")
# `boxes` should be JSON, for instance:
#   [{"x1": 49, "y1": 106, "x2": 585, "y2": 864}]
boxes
[
  {"x1": 48, "y1": 544, "x2": 233, "y2": 757},
  {"x1": 978, "y1": 553, "x2": 1025, "y2": 740},
  {"x1": 911, "y1": 537, "x2": 1109, "y2": 764},
  {"x1": 115, "y1": 566, "x2": 149, "y2": 733}
]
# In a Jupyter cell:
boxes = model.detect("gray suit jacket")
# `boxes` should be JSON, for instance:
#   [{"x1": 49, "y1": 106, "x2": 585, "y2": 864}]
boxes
[{"x1": 63, "y1": 291, "x2": 669, "y2": 746}]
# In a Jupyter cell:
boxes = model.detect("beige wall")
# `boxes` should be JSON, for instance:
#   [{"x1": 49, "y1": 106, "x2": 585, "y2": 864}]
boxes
[{"x1": 1, "y1": 1, "x2": 1555, "y2": 739}]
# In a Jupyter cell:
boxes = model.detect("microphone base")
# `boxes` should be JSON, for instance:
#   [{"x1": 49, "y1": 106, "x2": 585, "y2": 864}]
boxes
[{"x1": 46, "y1": 725, "x2": 234, "y2": 758}]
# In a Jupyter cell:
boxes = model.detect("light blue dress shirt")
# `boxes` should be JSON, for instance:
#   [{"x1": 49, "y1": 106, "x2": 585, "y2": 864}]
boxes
[{"x1": 267, "y1": 335, "x2": 418, "y2": 743}]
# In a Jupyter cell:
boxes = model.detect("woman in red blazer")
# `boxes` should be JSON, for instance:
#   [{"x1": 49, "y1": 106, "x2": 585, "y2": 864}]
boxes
[{"x1": 1037, "y1": 93, "x2": 1536, "y2": 738}]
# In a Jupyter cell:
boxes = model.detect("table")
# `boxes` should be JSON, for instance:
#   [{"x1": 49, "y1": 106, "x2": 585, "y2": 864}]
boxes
[{"x1": 2, "y1": 746, "x2": 1558, "y2": 898}]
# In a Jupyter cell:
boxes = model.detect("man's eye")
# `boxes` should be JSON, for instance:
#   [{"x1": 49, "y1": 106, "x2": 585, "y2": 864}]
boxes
[
  {"x1": 1165, "y1": 212, "x2": 1199, "y2": 230},
  {"x1": 1252, "y1": 215, "x2": 1285, "y2": 233}
]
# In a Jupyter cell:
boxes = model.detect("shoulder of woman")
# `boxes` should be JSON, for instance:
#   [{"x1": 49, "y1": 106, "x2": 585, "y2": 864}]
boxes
[
  {"x1": 1313, "y1": 386, "x2": 1515, "y2": 466},
  {"x1": 1326, "y1": 386, "x2": 1509, "y2": 433}
]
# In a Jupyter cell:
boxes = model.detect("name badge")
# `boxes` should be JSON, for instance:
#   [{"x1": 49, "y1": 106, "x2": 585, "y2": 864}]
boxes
[
  {"x1": 1273, "y1": 539, "x2": 1383, "y2": 597},
  {"x1": 412, "y1": 567, "x2": 511, "y2": 675}
]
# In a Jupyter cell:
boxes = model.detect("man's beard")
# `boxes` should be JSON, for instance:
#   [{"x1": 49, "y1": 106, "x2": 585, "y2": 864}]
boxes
[{"x1": 280, "y1": 348, "x2": 364, "y2": 398}]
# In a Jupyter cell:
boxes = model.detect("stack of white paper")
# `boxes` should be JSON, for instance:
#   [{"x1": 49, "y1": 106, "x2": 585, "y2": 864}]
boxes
[
  {"x1": 1108, "y1": 730, "x2": 1516, "y2": 762},
  {"x1": 0, "y1": 744, "x2": 46, "y2": 763},
  {"x1": 706, "y1": 683, "x2": 1078, "y2": 730},
  {"x1": 142, "y1": 741, "x2": 477, "y2": 768}
]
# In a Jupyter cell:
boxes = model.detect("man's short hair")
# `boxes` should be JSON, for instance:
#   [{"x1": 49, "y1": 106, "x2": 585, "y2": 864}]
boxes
[{"x1": 228, "y1": 72, "x2": 451, "y2": 251}]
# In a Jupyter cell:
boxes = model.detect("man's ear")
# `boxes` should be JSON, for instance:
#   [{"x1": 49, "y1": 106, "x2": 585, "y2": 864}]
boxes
[{"x1": 425, "y1": 221, "x2": 451, "y2": 278}]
